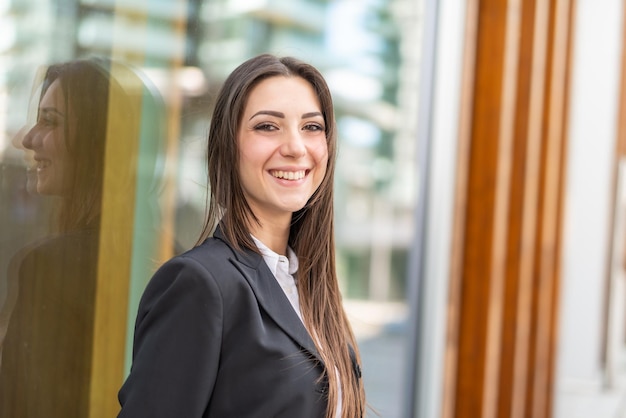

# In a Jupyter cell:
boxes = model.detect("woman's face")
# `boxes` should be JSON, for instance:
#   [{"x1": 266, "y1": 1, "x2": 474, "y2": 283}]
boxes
[
  {"x1": 22, "y1": 79, "x2": 71, "y2": 196},
  {"x1": 237, "y1": 75, "x2": 329, "y2": 226}
]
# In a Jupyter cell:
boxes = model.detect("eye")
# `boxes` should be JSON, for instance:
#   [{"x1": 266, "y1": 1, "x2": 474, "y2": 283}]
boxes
[
  {"x1": 303, "y1": 122, "x2": 324, "y2": 132},
  {"x1": 38, "y1": 116, "x2": 57, "y2": 127},
  {"x1": 254, "y1": 122, "x2": 278, "y2": 132}
]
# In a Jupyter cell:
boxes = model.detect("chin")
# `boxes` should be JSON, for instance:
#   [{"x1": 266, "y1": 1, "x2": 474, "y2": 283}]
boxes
[
  {"x1": 287, "y1": 204, "x2": 311, "y2": 216},
  {"x1": 36, "y1": 184, "x2": 60, "y2": 196}
]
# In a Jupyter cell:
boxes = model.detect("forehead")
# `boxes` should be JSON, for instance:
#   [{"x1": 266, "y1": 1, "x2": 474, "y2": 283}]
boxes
[
  {"x1": 40, "y1": 79, "x2": 65, "y2": 110},
  {"x1": 244, "y1": 76, "x2": 321, "y2": 112}
]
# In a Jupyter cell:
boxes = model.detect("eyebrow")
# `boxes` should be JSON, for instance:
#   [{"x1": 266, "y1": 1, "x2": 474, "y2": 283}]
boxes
[
  {"x1": 249, "y1": 110, "x2": 323, "y2": 120},
  {"x1": 39, "y1": 107, "x2": 65, "y2": 118}
]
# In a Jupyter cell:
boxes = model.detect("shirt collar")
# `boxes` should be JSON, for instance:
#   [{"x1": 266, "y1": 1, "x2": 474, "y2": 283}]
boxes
[{"x1": 251, "y1": 235, "x2": 299, "y2": 276}]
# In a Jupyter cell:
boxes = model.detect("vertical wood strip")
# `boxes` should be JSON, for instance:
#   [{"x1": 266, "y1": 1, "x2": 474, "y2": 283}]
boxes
[
  {"x1": 496, "y1": 2, "x2": 534, "y2": 416},
  {"x1": 453, "y1": 0, "x2": 509, "y2": 415},
  {"x1": 617, "y1": 0, "x2": 626, "y2": 158},
  {"x1": 531, "y1": 0, "x2": 574, "y2": 416},
  {"x1": 509, "y1": 0, "x2": 548, "y2": 416},
  {"x1": 483, "y1": 0, "x2": 522, "y2": 416},
  {"x1": 90, "y1": 65, "x2": 144, "y2": 417}
]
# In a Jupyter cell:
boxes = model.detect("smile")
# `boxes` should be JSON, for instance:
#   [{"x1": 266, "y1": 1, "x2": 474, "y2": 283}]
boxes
[
  {"x1": 270, "y1": 170, "x2": 306, "y2": 181},
  {"x1": 35, "y1": 158, "x2": 52, "y2": 171}
]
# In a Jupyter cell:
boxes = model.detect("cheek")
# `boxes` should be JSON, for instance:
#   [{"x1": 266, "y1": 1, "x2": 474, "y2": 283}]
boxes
[
  {"x1": 313, "y1": 148, "x2": 329, "y2": 190},
  {"x1": 313, "y1": 142, "x2": 329, "y2": 171},
  {"x1": 238, "y1": 148, "x2": 260, "y2": 176},
  {"x1": 237, "y1": 150, "x2": 264, "y2": 196},
  {"x1": 47, "y1": 130, "x2": 69, "y2": 155},
  {"x1": 39, "y1": 129, "x2": 55, "y2": 148}
]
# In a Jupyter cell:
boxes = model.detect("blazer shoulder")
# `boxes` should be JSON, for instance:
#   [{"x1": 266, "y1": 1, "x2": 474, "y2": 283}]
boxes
[
  {"x1": 149, "y1": 239, "x2": 227, "y2": 284},
  {"x1": 179, "y1": 236, "x2": 262, "y2": 271},
  {"x1": 153, "y1": 237, "x2": 260, "y2": 292},
  {"x1": 184, "y1": 236, "x2": 235, "y2": 261}
]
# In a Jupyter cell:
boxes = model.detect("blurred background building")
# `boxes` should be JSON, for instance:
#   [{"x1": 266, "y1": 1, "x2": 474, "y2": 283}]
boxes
[{"x1": 1, "y1": 0, "x2": 626, "y2": 417}]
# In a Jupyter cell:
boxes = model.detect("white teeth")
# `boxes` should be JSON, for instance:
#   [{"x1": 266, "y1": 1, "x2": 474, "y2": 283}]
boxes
[{"x1": 271, "y1": 170, "x2": 305, "y2": 180}]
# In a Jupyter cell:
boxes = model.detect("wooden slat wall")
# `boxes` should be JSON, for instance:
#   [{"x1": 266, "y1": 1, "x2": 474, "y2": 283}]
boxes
[{"x1": 442, "y1": 0, "x2": 575, "y2": 417}]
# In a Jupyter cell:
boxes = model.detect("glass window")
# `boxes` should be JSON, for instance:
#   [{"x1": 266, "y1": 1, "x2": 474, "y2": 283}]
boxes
[{"x1": 0, "y1": 1, "x2": 424, "y2": 416}]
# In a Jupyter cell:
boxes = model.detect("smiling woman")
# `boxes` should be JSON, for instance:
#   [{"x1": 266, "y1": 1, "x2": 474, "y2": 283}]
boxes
[{"x1": 118, "y1": 54, "x2": 366, "y2": 418}]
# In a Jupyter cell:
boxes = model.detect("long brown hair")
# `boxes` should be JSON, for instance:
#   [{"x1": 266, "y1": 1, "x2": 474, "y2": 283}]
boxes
[
  {"x1": 39, "y1": 59, "x2": 111, "y2": 232},
  {"x1": 197, "y1": 54, "x2": 366, "y2": 417}
]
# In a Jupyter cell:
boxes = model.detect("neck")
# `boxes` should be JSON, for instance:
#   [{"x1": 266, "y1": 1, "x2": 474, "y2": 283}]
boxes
[{"x1": 249, "y1": 216, "x2": 290, "y2": 255}]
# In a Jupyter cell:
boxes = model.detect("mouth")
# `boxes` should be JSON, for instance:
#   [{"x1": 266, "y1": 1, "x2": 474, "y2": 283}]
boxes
[
  {"x1": 34, "y1": 158, "x2": 52, "y2": 171},
  {"x1": 270, "y1": 170, "x2": 307, "y2": 181}
]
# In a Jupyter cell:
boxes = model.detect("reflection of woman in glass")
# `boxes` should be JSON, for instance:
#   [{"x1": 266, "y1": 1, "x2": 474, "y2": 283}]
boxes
[
  {"x1": 24, "y1": 59, "x2": 110, "y2": 230},
  {"x1": 23, "y1": 77, "x2": 72, "y2": 195},
  {"x1": 0, "y1": 58, "x2": 158, "y2": 417}
]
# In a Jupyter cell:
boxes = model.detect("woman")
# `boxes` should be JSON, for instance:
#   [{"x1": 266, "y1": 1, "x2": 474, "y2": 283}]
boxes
[
  {"x1": 118, "y1": 54, "x2": 366, "y2": 417},
  {"x1": 0, "y1": 58, "x2": 163, "y2": 417},
  {"x1": 0, "y1": 59, "x2": 112, "y2": 417}
]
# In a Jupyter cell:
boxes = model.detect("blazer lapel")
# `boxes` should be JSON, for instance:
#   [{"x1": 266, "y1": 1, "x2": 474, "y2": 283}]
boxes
[{"x1": 214, "y1": 227, "x2": 323, "y2": 366}]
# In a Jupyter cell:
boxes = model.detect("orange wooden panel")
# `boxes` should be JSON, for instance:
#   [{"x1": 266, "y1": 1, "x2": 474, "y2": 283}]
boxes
[{"x1": 443, "y1": 0, "x2": 574, "y2": 417}]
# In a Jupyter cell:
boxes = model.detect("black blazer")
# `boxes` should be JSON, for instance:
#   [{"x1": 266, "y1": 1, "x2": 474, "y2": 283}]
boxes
[
  {"x1": 0, "y1": 229, "x2": 99, "y2": 418},
  {"x1": 118, "y1": 228, "x2": 340, "y2": 417}
]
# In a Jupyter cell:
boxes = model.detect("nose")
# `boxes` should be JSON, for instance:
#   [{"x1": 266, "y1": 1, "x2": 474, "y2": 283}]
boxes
[
  {"x1": 22, "y1": 125, "x2": 38, "y2": 150},
  {"x1": 280, "y1": 128, "x2": 306, "y2": 158}
]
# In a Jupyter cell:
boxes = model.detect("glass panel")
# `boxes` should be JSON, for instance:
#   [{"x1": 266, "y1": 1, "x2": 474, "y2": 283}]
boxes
[{"x1": 0, "y1": 1, "x2": 424, "y2": 416}]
